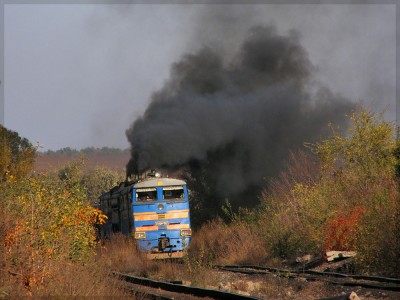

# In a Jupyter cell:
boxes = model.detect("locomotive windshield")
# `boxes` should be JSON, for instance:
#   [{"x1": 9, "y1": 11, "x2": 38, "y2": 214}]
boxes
[
  {"x1": 136, "y1": 188, "x2": 157, "y2": 201},
  {"x1": 163, "y1": 186, "x2": 184, "y2": 200}
]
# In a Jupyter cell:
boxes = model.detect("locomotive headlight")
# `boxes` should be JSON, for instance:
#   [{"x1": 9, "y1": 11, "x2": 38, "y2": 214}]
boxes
[
  {"x1": 134, "y1": 232, "x2": 146, "y2": 239},
  {"x1": 180, "y1": 229, "x2": 192, "y2": 236}
]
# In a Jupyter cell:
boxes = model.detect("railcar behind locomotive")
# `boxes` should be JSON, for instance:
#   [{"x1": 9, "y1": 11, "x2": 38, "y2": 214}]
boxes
[{"x1": 99, "y1": 171, "x2": 191, "y2": 258}]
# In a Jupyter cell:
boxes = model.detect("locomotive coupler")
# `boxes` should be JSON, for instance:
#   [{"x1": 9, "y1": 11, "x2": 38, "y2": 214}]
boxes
[{"x1": 158, "y1": 237, "x2": 170, "y2": 251}]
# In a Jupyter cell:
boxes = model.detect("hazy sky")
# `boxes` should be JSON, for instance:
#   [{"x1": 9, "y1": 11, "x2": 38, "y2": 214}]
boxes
[{"x1": 4, "y1": 4, "x2": 396, "y2": 150}]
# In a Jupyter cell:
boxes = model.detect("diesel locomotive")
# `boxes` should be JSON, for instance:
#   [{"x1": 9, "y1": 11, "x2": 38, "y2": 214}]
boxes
[{"x1": 98, "y1": 170, "x2": 191, "y2": 258}]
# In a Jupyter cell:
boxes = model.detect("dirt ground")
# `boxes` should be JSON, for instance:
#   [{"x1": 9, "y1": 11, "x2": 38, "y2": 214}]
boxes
[{"x1": 207, "y1": 269, "x2": 399, "y2": 299}]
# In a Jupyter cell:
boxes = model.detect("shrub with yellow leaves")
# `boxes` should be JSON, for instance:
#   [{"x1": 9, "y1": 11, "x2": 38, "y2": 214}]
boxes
[{"x1": 1, "y1": 174, "x2": 107, "y2": 294}]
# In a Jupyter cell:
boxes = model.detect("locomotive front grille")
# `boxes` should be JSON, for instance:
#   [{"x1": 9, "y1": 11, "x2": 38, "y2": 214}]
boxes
[{"x1": 158, "y1": 214, "x2": 165, "y2": 219}]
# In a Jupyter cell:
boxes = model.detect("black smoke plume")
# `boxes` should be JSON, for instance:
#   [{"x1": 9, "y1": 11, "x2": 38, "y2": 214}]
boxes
[{"x1": 126, "y1": 25, "x2": 352, "y2": 199}]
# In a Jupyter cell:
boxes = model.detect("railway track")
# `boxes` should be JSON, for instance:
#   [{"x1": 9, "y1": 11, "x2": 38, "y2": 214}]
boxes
[
  {"x1": 218, "y1": 265, "x2": 400, "y2": 292},
  {"x1": 114, "y1": 271, "x2": 262, "y2": 300},
  {"x1": 114, "y1": 266, "x2": 399, "y2": 299}
]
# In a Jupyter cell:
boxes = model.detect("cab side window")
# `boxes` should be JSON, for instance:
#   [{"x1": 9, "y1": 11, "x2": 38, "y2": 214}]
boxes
[{"x1": 136, "y1": 188, "x2": 157, "y2": 201}]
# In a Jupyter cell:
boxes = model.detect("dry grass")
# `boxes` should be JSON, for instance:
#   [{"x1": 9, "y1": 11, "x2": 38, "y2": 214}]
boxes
[
  {"x1": 97, "y1": 234, "x2": 146, "y2": 273},
  {"x1": 26, "y1": 258, "x2": 128, "y2": 298},
  {"x1": 1, "y1": 248, "x2": 130, "y2": 298},
  {"x1": 188, "y1": 218, "x2": 268, "y2": 266},
  {"x1": 96, "y1": 234, "x2": 222, "y2": 288},
  {"x1": 98, "y1": 234, "x2": 188, "y2": 281}
]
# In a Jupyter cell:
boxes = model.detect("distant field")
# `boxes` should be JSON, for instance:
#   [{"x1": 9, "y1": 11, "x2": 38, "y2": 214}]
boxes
[{"x1": 35, "y1": 152, "x2": 130, "y2": 174}]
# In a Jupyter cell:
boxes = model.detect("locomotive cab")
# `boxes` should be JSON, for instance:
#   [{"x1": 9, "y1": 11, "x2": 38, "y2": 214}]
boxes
[{"x1": 132, "y1": 177, "x2": 191, "y2": 258}]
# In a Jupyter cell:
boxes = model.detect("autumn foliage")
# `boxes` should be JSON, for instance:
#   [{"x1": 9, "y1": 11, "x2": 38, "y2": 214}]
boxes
[
  {"x1": 256, "y1": 108, "x2": 400, "y2": 274},
  {"x1": 1, "y1": 175, "x2": 107, "y2": 294},
  {"x1": 0, "y1": 127, "x2": 111, "y2": 296},
  {"x1": 323, "y1": 206, "x2": 366, "y2": 251}
]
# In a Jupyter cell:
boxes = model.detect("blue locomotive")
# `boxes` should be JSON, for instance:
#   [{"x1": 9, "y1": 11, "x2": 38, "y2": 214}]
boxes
[{"x1": 99, "y1": 170, "x2": 191, "y2": 258}]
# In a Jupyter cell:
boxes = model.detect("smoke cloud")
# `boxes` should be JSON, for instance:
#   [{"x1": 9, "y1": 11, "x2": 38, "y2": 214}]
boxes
[{"x1": 126, "y1": 24, "x2": 353, "y2": 196}]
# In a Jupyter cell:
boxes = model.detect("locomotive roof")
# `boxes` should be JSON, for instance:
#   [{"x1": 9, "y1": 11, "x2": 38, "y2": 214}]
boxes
[{"x1": 133, "y1": 177, "x2": 185, "y2": 189}]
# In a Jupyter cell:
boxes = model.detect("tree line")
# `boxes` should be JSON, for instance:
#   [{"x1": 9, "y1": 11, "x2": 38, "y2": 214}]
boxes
[{"x1": 40, "y1": 146, "x2": 129, "y2": 157}]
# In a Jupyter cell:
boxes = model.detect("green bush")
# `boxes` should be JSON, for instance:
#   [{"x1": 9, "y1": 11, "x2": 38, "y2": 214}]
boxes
[{"x1": 57, "y1": 158, "x2": 124, "y2": 205}]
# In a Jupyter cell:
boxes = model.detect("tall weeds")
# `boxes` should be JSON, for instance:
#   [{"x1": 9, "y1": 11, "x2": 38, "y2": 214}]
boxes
[{"x1": 188, "y1": 218, "x2": 268, "y2": 266}]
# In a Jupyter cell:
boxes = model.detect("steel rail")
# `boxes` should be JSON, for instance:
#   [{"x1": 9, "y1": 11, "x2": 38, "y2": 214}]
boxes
[
  {"x1": 114, "y1": 271, "x2": 262, "y2": 300},
  {"x1": 218, "y1": 265, "x2": 400, "y2": 292},
  {"x1": 221, "y1": 265, "x2": 400, "y2": 283}
]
